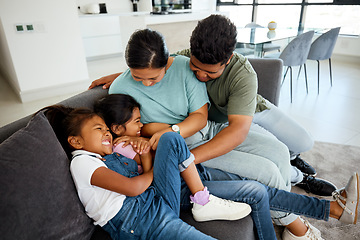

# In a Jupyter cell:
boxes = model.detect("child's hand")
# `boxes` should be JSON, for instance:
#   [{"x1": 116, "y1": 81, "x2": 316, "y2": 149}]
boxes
[
  {"x1": 113, "y1": 136, "x2": 130, "y2": 147},
  {"x1": 113, "y1": 136, "x2": 150, "y2": 155},
  {"x1": 131, "y1": 138, "x2": 151, "y2": 155}
]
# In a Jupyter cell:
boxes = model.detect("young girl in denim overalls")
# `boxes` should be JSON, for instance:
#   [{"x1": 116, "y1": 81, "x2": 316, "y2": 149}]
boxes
[{"x1": 41, "y1": 105, "x2": 250, "y2": 240}]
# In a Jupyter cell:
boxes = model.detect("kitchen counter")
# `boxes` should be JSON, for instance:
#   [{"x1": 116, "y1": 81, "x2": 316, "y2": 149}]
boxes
[{"x1": 78, "y1": 11, "x2": 223, "y2": 25}]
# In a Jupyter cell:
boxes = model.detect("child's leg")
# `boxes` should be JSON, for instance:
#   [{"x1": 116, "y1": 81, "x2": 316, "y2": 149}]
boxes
[
  {"x1": 147, "y1": 199, "x2": 216, "y2": 240},
  {"x1": 181, "y1": 161, "x2": 204, "y2": 195},
  {"x1": 152, "y1": 132, "x2": 196, "y2": 214},
  {"x1": 153, "y1": 132, "x2": 251, "y2": 223}
]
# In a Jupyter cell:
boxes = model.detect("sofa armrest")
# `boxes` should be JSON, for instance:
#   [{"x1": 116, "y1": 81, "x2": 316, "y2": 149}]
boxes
[{"x1": 248, "y1": 58, "x2": 283, "y2": 106}]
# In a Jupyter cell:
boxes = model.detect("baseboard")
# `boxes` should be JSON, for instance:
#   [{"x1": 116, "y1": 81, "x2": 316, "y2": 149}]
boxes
[
  {"x1": 18, "y1": 80, "x2": 89, "y2": 103},
  {"x1": 86, "y1": 53, "x2": 123, "y2": 62},
  {"x1": 333, "y1": 54, "x2": 360, "y2": 65}
]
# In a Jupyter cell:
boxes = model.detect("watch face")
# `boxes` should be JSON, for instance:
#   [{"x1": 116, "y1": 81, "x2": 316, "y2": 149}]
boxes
[{"x1": 172, "y1": 125, "x2": 180, "y2": 132}]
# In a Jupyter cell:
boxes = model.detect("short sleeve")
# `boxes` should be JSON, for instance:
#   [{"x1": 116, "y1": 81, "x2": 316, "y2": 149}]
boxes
[{"x1": 70, "y1": 156, "x2": 107, "y2": 188}]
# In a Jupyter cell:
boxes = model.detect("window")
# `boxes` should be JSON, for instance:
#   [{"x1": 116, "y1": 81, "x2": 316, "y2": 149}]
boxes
[
  {"x1": 305, "y1": 5, "x2": 360, "y2": 35},
  {"x1": 218, "y1": 5, "x2": 253, "y2": 27},
  {"x1": 258, "y1": 0, "x2": 302, "y2": 3},
  {"x1": 256, "y1": 5, "x2": 301, "y2": 29},
  {"x1": 217, "y1": 0, "x2": 360, "y2": 36}
]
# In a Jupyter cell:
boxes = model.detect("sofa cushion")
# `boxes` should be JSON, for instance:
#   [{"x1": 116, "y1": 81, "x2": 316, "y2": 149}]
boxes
[{"x1": 0, "y1": 112, "x2": 94, "y2": 240}]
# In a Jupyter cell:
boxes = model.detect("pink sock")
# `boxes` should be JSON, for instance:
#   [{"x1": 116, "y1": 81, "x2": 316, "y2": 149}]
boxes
[{"x1": 190, "y1": 187, "x2": 210, "y2": 206}]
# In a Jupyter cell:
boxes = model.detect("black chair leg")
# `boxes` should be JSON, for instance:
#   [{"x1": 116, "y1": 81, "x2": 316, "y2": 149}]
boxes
[
  {"x1": 317, "y1": 60, "x2": 320, "y2": 94},
  {"x1": 282, "y1": 67, "x2": 290, "y2": 86},
  {"x1": 297, "y1": 65, "x2": 302, "y2": 80},
  {"x1": 303, "y1": 64, "x2": 308, "y2": 94},
  {"x1": 290, "y1": 67, "x2": 293, "y2": 103},
  {"x1": 329, "y1": 58, "x2": 333, "y2": 86}
]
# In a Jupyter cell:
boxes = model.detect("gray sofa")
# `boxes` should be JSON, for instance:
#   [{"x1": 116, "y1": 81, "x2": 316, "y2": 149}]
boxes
[{"x1": 0, "y1": 58, "x2": 283, "y2": 240}]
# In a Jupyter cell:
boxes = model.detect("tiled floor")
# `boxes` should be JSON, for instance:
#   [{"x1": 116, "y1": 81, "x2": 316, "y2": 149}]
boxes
[
  {"x1": 277, "y1": 56, "x2": 360, "y2": 147},
  {"x1": 1, "y1": 54, "x2": 360, "y2": 148}
]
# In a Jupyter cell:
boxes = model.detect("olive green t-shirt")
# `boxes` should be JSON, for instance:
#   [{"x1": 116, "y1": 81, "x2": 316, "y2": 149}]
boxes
[{"x1": 176, "y1": 49, "x2": 268, "y2": 123}]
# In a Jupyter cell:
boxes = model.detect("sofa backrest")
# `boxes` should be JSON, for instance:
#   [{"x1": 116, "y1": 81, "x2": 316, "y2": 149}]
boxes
[{"x1": 0, "y1": 58, "x2": 283, "y2": 144}]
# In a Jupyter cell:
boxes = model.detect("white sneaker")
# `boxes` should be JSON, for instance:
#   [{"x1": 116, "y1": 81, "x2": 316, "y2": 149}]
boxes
[
  {"x1": 282, "y1": 219, "x2": 323, "y2": 240},
  {"x1": 191, "y1": 194, "x2": 251, "y2": 222}
]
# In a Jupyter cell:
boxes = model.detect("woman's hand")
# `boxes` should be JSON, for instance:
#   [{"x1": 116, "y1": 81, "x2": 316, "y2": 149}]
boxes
[{"x1": 149, "y1": 128, "x2": 172, "y2": 150}]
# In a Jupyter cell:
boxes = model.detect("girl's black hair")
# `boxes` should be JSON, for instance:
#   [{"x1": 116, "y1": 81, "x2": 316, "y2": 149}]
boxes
[
  {"x1": 190, "y1": 14, "x2": 237, "y2": 65},
  {"x1": 125, "y1": 29, "x2": 169, "y2": 69},
  {"x1": 94, "y1": 94, "x2": 141, "y2": 137},
  {"x1": 37, "y1": 105, "x2": 97, "y2": 159}
]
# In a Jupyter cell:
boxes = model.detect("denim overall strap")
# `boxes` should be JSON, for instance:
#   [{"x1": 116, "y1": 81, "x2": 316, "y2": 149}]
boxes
[{"x1": 103, "y1": 152, "x2": 139, "y2": 178}]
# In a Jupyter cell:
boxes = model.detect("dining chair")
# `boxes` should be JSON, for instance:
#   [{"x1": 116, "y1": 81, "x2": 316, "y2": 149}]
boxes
[
  {"x1": 302, "y1": 27, "x2": 341, "y2": 94},
  {"x1": 245, "y1": 22, "x2": 281, "y2": 57},
  {"x1": 265, "y1": 31, "x2": 314, "y2": 102}
]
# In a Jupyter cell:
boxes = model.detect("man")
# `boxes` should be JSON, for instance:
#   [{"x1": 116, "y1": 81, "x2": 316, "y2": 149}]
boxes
[{"x1": 89, "y1": 15, "x2": 335, "y2": 197}]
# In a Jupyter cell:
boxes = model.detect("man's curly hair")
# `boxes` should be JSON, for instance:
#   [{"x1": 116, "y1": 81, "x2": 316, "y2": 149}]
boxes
[{"x1": 190, "y1": 15, "x2": 237, "y2": 65}]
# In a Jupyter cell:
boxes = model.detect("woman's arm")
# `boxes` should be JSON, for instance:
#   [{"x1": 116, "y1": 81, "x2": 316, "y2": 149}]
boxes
[
  {"x1": 91, "y1": 166, "x2": 153, "y2": 196},
  {"x1": 142, "y1": 104, "x2": 208, "y2": 150},
  {"x1": 88, "y1": 72, "x2": 122, "y2": 89}
]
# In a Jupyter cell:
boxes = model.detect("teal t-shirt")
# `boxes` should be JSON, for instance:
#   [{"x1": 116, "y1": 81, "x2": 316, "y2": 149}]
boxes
[{"x1": 109, "y1": 55, "x2": 209, "y2": 125}]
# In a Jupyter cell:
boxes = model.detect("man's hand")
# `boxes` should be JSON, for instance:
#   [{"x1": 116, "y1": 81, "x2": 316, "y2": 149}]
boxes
[{"x1": 88, "y1": 72, "x2": 122, "y2": 90}]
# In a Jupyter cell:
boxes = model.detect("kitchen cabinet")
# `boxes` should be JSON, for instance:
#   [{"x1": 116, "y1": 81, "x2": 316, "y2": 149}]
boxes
[{"x1": 79, "y1": 16, "x2": 122, "y2": 58}]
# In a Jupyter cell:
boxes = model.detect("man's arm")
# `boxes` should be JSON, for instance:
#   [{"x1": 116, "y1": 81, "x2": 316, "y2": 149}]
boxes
[
  {"x1": 190, "y1": 114, "x2": 252, "y2": 164},
  {"x1": 88, "y1": 72, "x2": 122, "y2": 89}
]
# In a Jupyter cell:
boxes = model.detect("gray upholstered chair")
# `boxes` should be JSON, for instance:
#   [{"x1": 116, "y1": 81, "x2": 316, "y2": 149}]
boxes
[
  {"x1": 245, "y1": 22, "x2": 281, "y2": 57},
  {"x1": 305, "y1": 27, "x2": 341, "y2": 94},
  {"x1": 266, "y1": 31, "x2": 314, "y2": 102}
]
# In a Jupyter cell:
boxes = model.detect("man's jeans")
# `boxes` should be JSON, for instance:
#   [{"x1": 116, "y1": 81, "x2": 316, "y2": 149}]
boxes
[{"x1": 252, "y1": 99, "x2": 314, "y2": 160}]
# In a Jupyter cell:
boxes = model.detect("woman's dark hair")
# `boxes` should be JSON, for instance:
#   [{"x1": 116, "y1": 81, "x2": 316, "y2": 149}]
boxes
[
  {"x1": 125, "y1": 29, "x2": 169, "y2": 69},
  {"x1": 38, "y1": 105, "x2": 97, "y2": 159},
  {"x1": 190, "y1": 14, "x2": 237, "y2": 65},
  {"x1": 94, "y1": 94, "x2": 141, "y2": 137}
]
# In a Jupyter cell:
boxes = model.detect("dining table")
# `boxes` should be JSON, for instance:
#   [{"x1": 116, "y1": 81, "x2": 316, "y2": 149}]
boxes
[{"x1": 236, "y1": 27, "x2": 298, "y2": 58}]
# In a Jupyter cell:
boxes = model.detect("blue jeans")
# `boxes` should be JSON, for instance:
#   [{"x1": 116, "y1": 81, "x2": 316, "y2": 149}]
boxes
[
  {"x1": 185, "y1": 120, "x2": 296, "y2": 224},
  {"x1": 181, "y1": 166, "x2": 330, "y2": 240},
  {"x1": 185, "y1": 120, "x2": 292, "y2": 191},
  {"x1": 102, "y1": 132, "x2": 215, "y2": 240}
]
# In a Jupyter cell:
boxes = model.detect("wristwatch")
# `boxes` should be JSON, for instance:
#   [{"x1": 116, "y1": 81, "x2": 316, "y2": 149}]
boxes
[{"x1": 171, "y1": 124, "x2": 180, "y2": 134}]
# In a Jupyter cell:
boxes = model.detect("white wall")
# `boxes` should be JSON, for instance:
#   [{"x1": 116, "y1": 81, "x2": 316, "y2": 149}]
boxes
[
  {"x1": 0, "y1": 0, "x2": 89, "y2": 102},
  {"x1": 333, "y1": 35, "x2": 360, "y2": 58}
]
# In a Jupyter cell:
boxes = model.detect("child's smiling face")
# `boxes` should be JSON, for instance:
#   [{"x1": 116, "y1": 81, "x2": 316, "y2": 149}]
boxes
[
  {"x1": 123, "y1": 107, "x2": 143, "y2": 137},
  {"x1": 69, "y1": 115, "x2": 113, "y2": 156}
]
